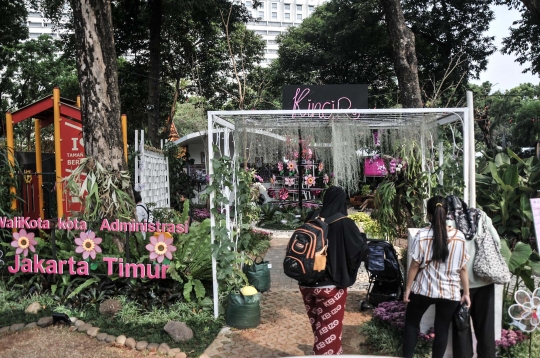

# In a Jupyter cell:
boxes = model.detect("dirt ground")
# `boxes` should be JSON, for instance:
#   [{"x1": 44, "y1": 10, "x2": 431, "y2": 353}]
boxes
[{"x1": 0, "y1": 326, "x2": 147, "y2": 358}]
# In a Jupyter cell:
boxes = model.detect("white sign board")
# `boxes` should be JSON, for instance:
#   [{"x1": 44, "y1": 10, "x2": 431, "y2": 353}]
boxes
[{"x1": 530, "y1": 198, "x2": 540, "y2": 252}]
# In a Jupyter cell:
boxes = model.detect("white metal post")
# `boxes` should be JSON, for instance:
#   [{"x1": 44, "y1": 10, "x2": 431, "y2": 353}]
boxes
[
  {"x1": 223, "y1": 128, "x2": 232, "y2": 245},
  {"x1": 438, "y1": 142, "x2": 444, "y2": 186},
  {"x1": 141, "y1": 131, "x2": 146, "y2": 201},
  {"x1": 135, "y1": 130, "x2": 139, "y2": 189},
  {"x1": 467, "y1": 90, "x2": 476, "y2": 208},
  {"x1": 463, "y1": 111, "x2": 470, "y2": 205},
  {"x1": 208, "y1": 113, "x2": 219, "y2": 319}
]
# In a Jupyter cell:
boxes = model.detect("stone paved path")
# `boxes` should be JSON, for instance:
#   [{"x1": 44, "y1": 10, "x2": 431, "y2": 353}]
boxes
[{"x1": 203, "y1": 230, "x2": 374, "y2": 357}]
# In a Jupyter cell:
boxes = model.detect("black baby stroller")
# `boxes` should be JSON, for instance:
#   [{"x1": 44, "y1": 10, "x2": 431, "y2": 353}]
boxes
[{"x1": 360, "y1": 239, "x2": 404, "y2": 311}]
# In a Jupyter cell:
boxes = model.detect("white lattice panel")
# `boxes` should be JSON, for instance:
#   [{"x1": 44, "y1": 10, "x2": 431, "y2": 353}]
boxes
[{"x1": 134, "y1": 130, "x2": 170, "y2": 209}]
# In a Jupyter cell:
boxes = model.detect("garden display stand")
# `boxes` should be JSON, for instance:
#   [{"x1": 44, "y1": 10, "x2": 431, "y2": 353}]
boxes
[{"x1": 206, "y1": 91, "x2": 478, "y2": 318}]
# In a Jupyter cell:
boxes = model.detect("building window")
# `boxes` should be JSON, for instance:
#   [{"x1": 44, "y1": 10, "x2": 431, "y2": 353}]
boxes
[
  {"x1": 297, "y1": 13, "x2": 302, "y2": 20},
  {"x1": 284, "y1": 13, "x2": 290, "y2": 20},
  {"x1": 284, "y1": 4, "x2": 290, "y2": 10},
  {"x1": 272, "y1": 3, "x2": 277, "y2": 9},
  {"x1": 271, "y1": 12, "x2": 277, "y2": 19},
  {"x1": 259, "y1": 2, "x2": 264, "y2": 8},
  {"x1": 297, "y1": 5, "x2": 302, "y2": 11},
  {"x1": 259, "y1": 11, "x2": 264, "y2": 18},
  {"x1": 245, "y1": 1, "x2": 252, "y2": 8},
  {"x1": 308, "y1": 5, "x2": 314, "y2": 13}
]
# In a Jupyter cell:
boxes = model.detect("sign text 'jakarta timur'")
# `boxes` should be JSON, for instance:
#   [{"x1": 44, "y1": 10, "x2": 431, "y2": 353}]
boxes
[{"x1": 3, "y1": 216, "x2": 189, "y2": 279}]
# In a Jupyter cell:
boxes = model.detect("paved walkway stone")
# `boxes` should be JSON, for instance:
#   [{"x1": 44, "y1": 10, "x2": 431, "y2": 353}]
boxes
[{"x1": 204, "y1": 229, "x2": 372, "y2": 357}]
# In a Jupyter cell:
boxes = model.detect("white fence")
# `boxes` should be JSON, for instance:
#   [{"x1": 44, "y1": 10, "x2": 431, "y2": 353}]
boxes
[{"x1": 134, "y1": 130, "x2": 170, "y2": 208}]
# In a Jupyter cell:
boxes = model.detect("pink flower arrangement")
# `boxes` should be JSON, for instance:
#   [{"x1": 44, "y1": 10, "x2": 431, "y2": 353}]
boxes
[
  {"x1": 277, "y1": 162, "x2": 283, "y2": 171},
  {"x1": 304, "y1": 174, "x2": 316, "y2": 187},
  {"x1": 75, "y1": 231, "x2": 102, "y2": 260},
  {"x1": 146, "y1": 233, "x2": 177, "y2": 263},
  {"x1": 323, "y1": 174, "x2": 329, "y2": 184},
  {"x1": 279, "y1": 188, "x2": 289, "y2": 200},
  {"x1": 318, "y1": 162, "x2": 324, "y2": 172},
  {"x1": 284, "y1": 177, "x2": 295, "y2": 186},
  {"x1": 11, "y1": 229, "x2": 37, "y2": 257},
  {"x1": 254, "y1": 174, "x2": 264, "y2": 182}
]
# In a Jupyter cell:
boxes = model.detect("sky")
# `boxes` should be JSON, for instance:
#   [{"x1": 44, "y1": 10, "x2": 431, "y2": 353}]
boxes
[{"x1": 471, "y1": 5, "x2": 540, "y2": 92}]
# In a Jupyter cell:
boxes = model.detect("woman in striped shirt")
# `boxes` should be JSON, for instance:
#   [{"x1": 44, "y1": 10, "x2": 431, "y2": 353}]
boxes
[{"x1": 403, "y1": 196, "x2": 471, "y2": 358}]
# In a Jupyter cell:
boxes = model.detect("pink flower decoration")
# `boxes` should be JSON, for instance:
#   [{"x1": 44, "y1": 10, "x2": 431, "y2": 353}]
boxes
[
  {"x1": 279, "y1": 188, "x2": 289, "y2": 200},
  {"x1": 286, "y1": 161, "x2": 297, "y2": 171},
  {"x1": 11, "y1": 229, "x2": 37, "y2": 257},
  {"x1": 318, "y1": 162, "x2": 324, "y2": 172},
  {"x1": 277, "y1": 162, "x2": 283, "y2": 171},
  {"x1": 284, "y1": 177, "x2": 295, "y2": 186},
  {"x1": 75, "y1": 231, "x2": 102, "y2": 260},
  {"x1": 323, "y1": 174, "x2": 329, "y2": 184},
  {"x1": 146, "y1": 233, "x2": 177, "y2": 263},
  {"x1": 304, "y1": 174, "x2": 316, "y2": 187}
]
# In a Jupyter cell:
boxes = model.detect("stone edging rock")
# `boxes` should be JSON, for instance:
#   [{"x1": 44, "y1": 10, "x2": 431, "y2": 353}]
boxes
[{"x1": 0, "y1": 317, "x2": 189, "y2": 358}]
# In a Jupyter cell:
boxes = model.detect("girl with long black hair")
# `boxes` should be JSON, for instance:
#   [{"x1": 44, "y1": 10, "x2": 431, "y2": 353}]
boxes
[{"x1": 403, "y1": 196, "x2": 471, "y2": 358}]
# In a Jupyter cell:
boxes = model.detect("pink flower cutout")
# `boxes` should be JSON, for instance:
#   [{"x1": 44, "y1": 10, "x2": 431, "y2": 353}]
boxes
[
  {"x1": 279, "y1": 188, "x2": 289, "y2": 200},
  {"x1": 286, "y1": 161, "x2": 297, "y2": 171},
  {"x1": 277, "y1": 162, "x2": 283, "y2": 171},
  {"x1": 75, "y1": 231, "x2": 102, "y2": 259},
  {"x1": 304, "y1": 174, "x2": 316, "y2": 187},
  {"x1": 323, "y1": 174, "x2": 329, "y2": 185},
  {"x1": 284, "y1": 177, "x2": 295, "y2": 186},
  {"x1": 146, "y1": 233, "x2": 177, "y2": 263},
  {"x1": 318, "y1": 162, "x2": 324, "y2": 172},
  {"x1": 11, "y1": 229, "x2": 37, "y2": 257}
]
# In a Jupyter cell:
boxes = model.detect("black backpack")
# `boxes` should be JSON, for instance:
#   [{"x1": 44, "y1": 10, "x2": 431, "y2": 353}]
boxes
[{"x1": 283, "y1": 213, "x2": 346, "y2": 284}]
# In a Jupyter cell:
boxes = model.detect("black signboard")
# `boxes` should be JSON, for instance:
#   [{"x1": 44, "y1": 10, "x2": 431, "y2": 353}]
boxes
[{"x1": 282, "y1": 85, "x2": 368, "y2": 110}]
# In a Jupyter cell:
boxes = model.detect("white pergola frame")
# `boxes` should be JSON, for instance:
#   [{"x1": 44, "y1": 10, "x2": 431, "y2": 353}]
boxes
[{"x1": 206, "y1": 91, "x2": 476, "y2": 318}]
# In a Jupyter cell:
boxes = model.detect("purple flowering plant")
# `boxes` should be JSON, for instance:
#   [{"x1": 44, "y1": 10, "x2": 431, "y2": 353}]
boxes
[
  {"x1": 496, "y1": 328, "x2": 527, "y2": 349},
  {"x1": 373, "y1": 301, "x2": 407, "y2": 330},
  {"x1": 192, "y1": 208, "x2": 210, "y2": 222}
]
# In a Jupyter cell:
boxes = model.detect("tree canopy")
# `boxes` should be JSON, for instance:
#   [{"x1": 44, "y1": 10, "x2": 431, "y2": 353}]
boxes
[{"x1": 270, "y1": 0, "x2": 496, "y2": 108}]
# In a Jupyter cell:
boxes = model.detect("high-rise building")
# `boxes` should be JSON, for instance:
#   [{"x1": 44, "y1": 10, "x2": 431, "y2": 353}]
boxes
[
  {"x1": 24, "y1": 1, "x2": 327, "y2": 65},
  {"x1": 241, "y1": 0, "x2": 327, "y2": 65},
  {"x1": 26, "y1": 8, "x2": 69, "y2": 40}
]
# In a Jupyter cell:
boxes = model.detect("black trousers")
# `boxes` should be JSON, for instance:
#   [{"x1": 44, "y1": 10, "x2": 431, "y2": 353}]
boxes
[
  {"x1": 403, "y1": 292, "x2": 460, "y2": 358},
  {"x1": 452, "y1": 284, "x2": 496, "y2": 358}
]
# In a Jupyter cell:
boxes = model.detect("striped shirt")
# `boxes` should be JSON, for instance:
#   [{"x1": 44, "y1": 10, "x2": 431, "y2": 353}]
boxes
[{"x1": 410, "y1": 227, "x2": 469, "y2": 301}]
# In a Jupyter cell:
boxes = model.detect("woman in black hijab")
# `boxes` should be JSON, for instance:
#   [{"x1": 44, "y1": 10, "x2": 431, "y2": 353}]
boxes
[{"x1": 300, "y1": 186, "x2": 367, "y2": 355}]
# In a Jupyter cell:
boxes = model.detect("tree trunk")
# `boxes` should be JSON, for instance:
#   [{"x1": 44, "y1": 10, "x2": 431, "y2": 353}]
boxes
[
  {"x1": 521, "y1": 0, "x2": 540, "y2": 22},
  {"x1": 380, "y1": 0, "x2": 423, "y2": 108},
  {"x1": 147, "y1": 0, "x2": 162, "y2": 147},
  {"x1": 69, "y1": 0, "x2": 124, "y2": 171}
]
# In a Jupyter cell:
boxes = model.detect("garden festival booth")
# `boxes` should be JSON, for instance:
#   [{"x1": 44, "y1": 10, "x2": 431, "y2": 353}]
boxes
[{"x1": 206, "y1": 91, "x2": 480, "y2": 321}]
